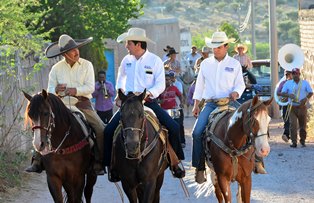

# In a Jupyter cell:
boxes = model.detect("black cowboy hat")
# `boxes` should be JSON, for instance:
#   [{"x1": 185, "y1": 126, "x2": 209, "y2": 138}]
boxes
[
  {"x1": 166, "y1": 48, "x2": 179, "y2": 57},
  {"x1": 163, "y1": 45, "x2": 173, "y2": 52},
  {"x1": 45, "y1": 34, "x2": 93, "y2": 58}
]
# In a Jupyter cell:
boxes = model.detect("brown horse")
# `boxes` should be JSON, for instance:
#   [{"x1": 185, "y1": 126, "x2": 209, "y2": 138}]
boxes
[
  {"x1": 23, "y1": 90, "x2": 97, "y2": 203},
  {"x1": 111, "y1": 89, "x2": 168, "y2": 203},
  {"x1": 204, "y1": 96, "x2": 272, "y2": 203}
]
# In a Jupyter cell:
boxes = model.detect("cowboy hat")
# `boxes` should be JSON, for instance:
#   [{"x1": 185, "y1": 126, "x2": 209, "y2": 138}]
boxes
[
  {"x1": 117, "y1": 27, "x2": 155, "y2": 44},
  {"x1": 201, "y1": 46, "x2": 211, "y2": 53},
  {"x1": 234, "y1": 44, "x2": 248, "y2": 53},
  {"x1": 166, "y1": 48, "x2": 179, "y2": 57},
  {"x1": 45, "y1": 34, "x2": 93, "y2": 58},
  {"x1": 163, "y1": 45, "x2": 173, "y2": 52},
  {"x1": 205, "y1": 32, "x2": 235, "y2": 48}
]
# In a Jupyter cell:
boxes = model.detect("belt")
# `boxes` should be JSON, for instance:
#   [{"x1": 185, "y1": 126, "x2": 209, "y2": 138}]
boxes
[{"x1": 75, "y1": 96, "x2": 89, "y2": 101}]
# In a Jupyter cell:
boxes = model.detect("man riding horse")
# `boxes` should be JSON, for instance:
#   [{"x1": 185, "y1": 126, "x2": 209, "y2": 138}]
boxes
[
  {"x1": 26, "y1": 34, "x2": 105, "y2": 175},
  {"x1": 191, "y1": 31, "x2": 246, "y2": 184},
  {"x1": 104, "y1": 27, "x2": 185, "y2": 182}
]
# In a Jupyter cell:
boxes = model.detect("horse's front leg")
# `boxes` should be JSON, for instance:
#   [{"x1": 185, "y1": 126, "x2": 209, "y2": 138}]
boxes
[
  {"x1": 239, "y1": 175, "x2": 252, "y2": 203},
  {"x1": 138, "y1": 180, "x2": 157, "y2": 203},
  {"x1": 121, "y1": 181, "x2": 138, "y2": 203},
  {"x1": 217, "y1": 176, "x2": 232, "y2": 203},
  {"x1": 47, "y1": 175, "x2": 63, "y2": 203}
]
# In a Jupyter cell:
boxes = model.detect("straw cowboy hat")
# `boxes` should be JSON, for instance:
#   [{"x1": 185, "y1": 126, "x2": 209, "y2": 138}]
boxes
[
  {"x1": 234, "y1": 43, "x2": 248, "y2": 53},
  {"x1": 166, "y1": 48, "x2": 179, "y2": 57},
  {"x1": 205, "y1": 32, "x2": 235, "y2": 48},
  {"x1": 117, "y1": 27, "x2": 155, "y2": 44},
  {"x1": 45, "y1": 34, "x2": 93, "y2": 58}
]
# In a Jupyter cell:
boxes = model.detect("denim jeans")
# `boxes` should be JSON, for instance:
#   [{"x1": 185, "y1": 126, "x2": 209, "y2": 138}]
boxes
[{"x1": 192, "y1": 102, "x2": 217, "y2": 168}]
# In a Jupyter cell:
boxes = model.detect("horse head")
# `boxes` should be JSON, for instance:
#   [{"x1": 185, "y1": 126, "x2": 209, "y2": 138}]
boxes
[
  {"x1": 236, "y1": 95, "x2": 273, "y2": 157},
  {"x1": 119, "y1": 89, "x2": 146, "y2": 159},
  {"x1": 24, "y1": 89, "x2": 55, "y2": 154}
]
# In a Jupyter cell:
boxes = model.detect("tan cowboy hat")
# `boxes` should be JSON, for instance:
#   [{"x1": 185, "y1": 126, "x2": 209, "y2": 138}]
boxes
[
  {"x1": 201, "y1": 46, "x2": 211, "y2": 53},
  {"x1": 117, "y1": 27, "x2": 155, "y2": 44},
  {"x1": 234, "y1": 44, "x2": 248, "y2": 53},
  {"x1": 45, "y1": 34, "x2": 93, "y2": 58},
  {"x1": 205, "y1": 32, "x2": 235, "y2": 48}
]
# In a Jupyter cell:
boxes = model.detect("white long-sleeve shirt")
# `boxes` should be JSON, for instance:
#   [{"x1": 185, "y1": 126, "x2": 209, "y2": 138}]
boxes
[
  {"x1": 116, "y1": 50, "x2": 165, "y2": 99},
  {"x1": 193, "y1": 54, "x2": 245, "y2": 101},
  {"x1": 47, "y1": 58, "x2": 95, "y2": 99}
]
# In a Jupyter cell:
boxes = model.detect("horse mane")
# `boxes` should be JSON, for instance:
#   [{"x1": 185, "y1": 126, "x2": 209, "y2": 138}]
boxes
[{"x1": 24, "y1": 92, "x2": 74, "y2": 127}]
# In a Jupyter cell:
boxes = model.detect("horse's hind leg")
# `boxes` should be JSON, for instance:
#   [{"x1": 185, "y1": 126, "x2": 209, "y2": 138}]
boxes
[
  {"x1": 84, "y1": 172, "x2": 97, "y2": 203},
  {"x1": 47, "y1": 176, "x2": 64, "y2": 203}
]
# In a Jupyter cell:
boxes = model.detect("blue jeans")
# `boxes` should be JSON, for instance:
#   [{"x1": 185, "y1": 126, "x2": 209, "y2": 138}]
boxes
[
  {"x1": 103, "y1": 100, "x2": 184, "y2": 167},
  {"x1": 192, "y1": 102, "x2": 217, "y2": 168}
]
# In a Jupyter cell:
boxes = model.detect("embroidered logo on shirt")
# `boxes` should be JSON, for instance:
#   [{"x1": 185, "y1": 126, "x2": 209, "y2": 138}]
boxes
[
  {"x1": 144, "y1": 65, "x2": 152, "y2": 69},
  {"x1": 145, "y1": 70, "x2": 153, "y2": 74},
  {"x1": 225, "y1": 67, "x2": 234, "y2": 72},
  {"x1": 126, "y1": 63, "x2": 131, "y2": 68}
]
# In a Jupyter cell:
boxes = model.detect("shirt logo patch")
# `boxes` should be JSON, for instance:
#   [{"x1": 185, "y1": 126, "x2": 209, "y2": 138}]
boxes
[
  {"x1": 126, "y1": 63, "x2": 132, "y2": 67},
  {"x1": 225, "y1": 67, "x2": 234, "y2": 72},
  {"x1": 144, "y1": 65, "x2": 152, "y2": 69}
]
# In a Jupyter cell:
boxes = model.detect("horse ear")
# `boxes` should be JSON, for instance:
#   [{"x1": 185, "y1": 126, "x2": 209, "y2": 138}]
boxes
[
  {"x1": 118, "y1": 89, "x2": 127, "y2": 102},
  {"x1": 22, "y1": 91, "x2": 32, "y2": 101},
  {"x1": 42, "y1": 89, "x2": 48, "y2": 99},
  {"x1": 139, "y1": 89, "x2": 147, "y2": 102},
  {"x1": 251, "y1": 95, "x2": 259, "y2": 106},
  {"x1": 263, "y1": 97, "x2": 273, "y2": 106}
]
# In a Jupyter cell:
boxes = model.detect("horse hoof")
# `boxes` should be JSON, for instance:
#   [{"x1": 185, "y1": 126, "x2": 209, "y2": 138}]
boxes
[
  {"x1": 108, "y1": 170, "x2": 121, "y2": 182},
  {"x1": 25, "y1": 165, "x2": 43, "y2": 173}
]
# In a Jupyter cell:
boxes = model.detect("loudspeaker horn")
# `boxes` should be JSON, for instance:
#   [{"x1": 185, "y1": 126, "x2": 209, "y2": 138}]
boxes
[{"x1": 278, "y1": 44, "x2": 304, "y2": 71}]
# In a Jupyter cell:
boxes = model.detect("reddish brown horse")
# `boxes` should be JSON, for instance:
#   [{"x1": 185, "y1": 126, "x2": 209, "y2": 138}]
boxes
[
  {"x1": 23, "y1": 90, "x2": 97, "y2": 203},
  {"x1": 205, "y1": 96, "x2": 272, "y2": 203}
]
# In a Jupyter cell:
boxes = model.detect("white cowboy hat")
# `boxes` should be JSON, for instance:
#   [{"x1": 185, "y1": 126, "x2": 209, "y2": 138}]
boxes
[
  {"x1": 234, "y1": 43, "x2": 248, "y2": 53},
  {"x1": 117, "y1": 27, "x2": 155, "y2": 44},
  {"x1": 205, "y1": 32, "x2": 235, "y2": 48},
  {"x1": 201, "y1": 46, "x2": 211, "y2": 53},
  {"x1": 45, "y1": 34, "x2": 93, "y2": 58}
]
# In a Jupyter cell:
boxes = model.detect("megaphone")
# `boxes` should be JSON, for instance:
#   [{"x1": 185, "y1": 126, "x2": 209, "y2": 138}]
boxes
[
  {"x1": 278, "y1": 44, "x2": 304, "y2": 71},
  {"x1": 275, "y1": 44, "x2": 304, "y2": 106}
]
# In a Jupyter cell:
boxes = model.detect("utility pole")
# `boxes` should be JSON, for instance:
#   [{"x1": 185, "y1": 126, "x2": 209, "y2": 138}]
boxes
[
  {"x1": 251, "y1": 0, "x2": 256, "y2": 59},
  {"x1": 269, "y1": 0, "x2": 280, "y2": 118}
]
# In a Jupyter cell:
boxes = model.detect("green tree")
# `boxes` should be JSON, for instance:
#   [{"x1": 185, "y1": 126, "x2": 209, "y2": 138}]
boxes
[{"x1": 28, "y1": 0, "x2": 143, "y2": 72}]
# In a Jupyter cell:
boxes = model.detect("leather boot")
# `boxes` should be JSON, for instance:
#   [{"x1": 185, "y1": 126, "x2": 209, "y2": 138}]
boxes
[
  {"x1": 167, "y1": 141, "x2": 185, "y2": 178},
  {"x1": 254, "y1": 162, "x2": 267, "y2": 174},
  {"x1": 195, "y1": 169, "x2": 207, "y2": 184},
  {"x1": 25, "y1": 151, "x2": 43, "y2": 173}
]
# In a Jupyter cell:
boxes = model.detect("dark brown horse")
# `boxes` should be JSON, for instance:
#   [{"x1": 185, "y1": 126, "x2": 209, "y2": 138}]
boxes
[
  {"x1": 23, "y1": 90, "x2": 97, "y2": 203},
  {"x1": 111, "y1": 89, "x2": 168, "y2": 203},
  {"x1": 205, "y1": 96, "x2": 272, "y2": 203}
]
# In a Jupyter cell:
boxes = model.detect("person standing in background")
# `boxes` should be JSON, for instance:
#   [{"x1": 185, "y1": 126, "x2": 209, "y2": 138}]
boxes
[
  {"x1": 194, "y1": 46, "x2": 212, "y2": 74},
  {"x1": 186, "y1": 45, "x2": 201, "y2": 68},
  {"x1": 92, "y1": 70, "x2": 114, "y2": 124},
  {"x1": 233, "y1": 43, "x2": 253, "y2": 70}
]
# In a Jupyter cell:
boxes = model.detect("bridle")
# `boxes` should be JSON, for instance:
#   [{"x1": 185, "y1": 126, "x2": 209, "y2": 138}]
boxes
[{"x1": 120, "y1": 95, "x2": 148, "y2": 160}]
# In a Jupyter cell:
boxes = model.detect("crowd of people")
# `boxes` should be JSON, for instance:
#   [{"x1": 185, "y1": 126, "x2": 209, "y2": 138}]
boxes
[{"x1": 25, "y1": 27, "x2": 313, "y2": 186}]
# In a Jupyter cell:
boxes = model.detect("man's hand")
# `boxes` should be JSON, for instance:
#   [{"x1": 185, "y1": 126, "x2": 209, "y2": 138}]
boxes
[
  {"x1": 65, "y1": 88, "x2": 77, "y2": 96},
  {"x1": 56, "y1": 83, "x2": 67, "y2": 95},
  {"x1": 229, "y1": 91, "x2": 239, "y2": 101}
]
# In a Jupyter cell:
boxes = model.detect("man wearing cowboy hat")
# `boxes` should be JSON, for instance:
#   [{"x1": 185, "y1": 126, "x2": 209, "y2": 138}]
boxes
[
  {"x1": 194, "y1": 46, "x2": 212, "y2": 74},
  {"x1": 233, "y1": 43, "x2": 253, "y2": 69},
  {"x1": 162, "y1": 45, "x2": 173, "y2": 61},
  {"x1": 104, "y1": 27, "x2": 185, "y2": 182},
  {"x1": 164, "y1": 48, "x2": 181, "y2": 75},
  {"x1": 25, "y1": 34, "x2": 106, "y2": 175},
  {"x1": 192, "y1": 31, "x2": 246, "y2": 184}
]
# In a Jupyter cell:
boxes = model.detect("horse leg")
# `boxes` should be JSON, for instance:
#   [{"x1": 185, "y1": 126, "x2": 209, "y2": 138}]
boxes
[
  {"x1": 138, "y1": 180, "x2": 157, "y2": 203},
  {"x1": 239, "y1": 176, "x2": 252, "y2": 203},
  {"x1": 121, "y1": 181, "x2": 138, "y2": 203},
  {"x1": 213, "y1": 182, "x2": 224, "y2": 203},
  {"x1": 63, "y1": 175, "x2": 85, "y2": 203},
  {"x1": 84, "y1": 171, "x2": 97, "y2": 203},
  {"x1": 236, "y1": 182, "x2": 242, "y2": 203},
  {"x1": 217, "y1": 176, "x2": 231, "y2": 203},
  {"x1": 153, "y1": 173, "x2": 165, "y2": 203},
  {"x1": 47, "y1": 176, "x2": 63, "y2": 203}
]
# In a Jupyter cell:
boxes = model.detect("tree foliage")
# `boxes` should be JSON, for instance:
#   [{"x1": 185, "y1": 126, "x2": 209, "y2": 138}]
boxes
[{"x1": 27, "y1": 0, "x2": 143, "y2": 71}]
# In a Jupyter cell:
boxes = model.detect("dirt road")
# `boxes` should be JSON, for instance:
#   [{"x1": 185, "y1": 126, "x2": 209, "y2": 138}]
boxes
[{"x1": 2, "y1": 116, "x2": 314, "y2": 203}]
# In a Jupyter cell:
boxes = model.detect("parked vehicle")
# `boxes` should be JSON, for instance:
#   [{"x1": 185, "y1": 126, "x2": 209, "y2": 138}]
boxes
[{"x1": 251, "y1": 59, "x2": 284, "y2": 100}]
